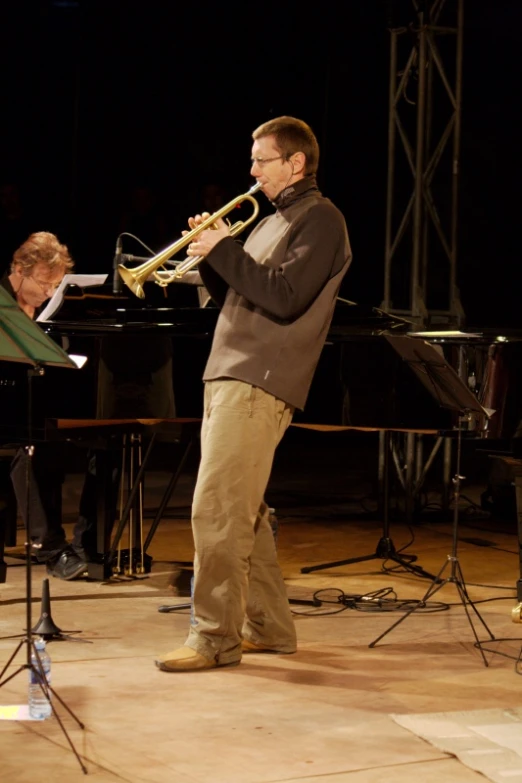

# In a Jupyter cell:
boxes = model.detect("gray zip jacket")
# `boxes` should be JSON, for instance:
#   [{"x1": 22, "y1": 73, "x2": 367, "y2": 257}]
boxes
[{"x1": 199, "y1": 175, "x2": 352, "y2": 410}]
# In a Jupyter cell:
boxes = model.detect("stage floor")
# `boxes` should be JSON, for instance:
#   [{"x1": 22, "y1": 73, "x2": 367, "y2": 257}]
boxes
[{"x1": 1, "y1": 429, "x2": 521, "y2": 783}]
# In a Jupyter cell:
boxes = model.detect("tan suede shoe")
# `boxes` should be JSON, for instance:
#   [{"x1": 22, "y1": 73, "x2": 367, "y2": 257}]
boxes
[
  {"x1": 155, "y1": 647, "x2": 239, "y2": 672},
  {"x1": 241, "y1": 639, "x2": 295, "y2": 654}
]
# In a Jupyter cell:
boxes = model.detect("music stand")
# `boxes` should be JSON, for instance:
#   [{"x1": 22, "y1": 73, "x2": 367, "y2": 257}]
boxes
[
  {"x1": 368, "y1": 335, "x2": 496, "y2": 666},
  {"x1": 300, "y1": 424, "x2": 438, "y2": 580},
  {"x1": 0, "y1": 288, "x2": 87, "y2": 773},
  {"x1": 301, "y1": 334, "x2": 470, "y2": 580}
]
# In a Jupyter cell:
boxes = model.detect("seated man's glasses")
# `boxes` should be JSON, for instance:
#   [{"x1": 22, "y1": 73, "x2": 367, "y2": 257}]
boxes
[{"x1": 29, "y1": 275, "x2": 61, "y2": 295}]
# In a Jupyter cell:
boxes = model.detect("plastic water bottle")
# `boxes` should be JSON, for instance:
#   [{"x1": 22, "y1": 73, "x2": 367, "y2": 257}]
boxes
[{"x1": 29, "y1": 638, "x2": 52, "y2": 720}]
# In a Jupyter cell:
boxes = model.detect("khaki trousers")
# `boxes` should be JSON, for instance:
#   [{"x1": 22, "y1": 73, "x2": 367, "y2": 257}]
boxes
[{"x1": 185, "y1": 380, "x2": 296, "y2": 664}]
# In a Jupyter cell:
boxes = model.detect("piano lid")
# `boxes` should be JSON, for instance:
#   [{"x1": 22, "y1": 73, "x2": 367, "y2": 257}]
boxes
[
  {"x1": 40, "y1": 282, "x2": 219, "y2": 334},
  {"x1": 327, "y1": 299, "x2": 413, "y2": 337},
  {"x1": 41, "y1": 283, "x2": 413, "y2": 336}
]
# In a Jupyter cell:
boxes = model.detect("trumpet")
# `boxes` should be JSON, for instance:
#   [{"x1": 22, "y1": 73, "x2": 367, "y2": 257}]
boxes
[{"x1": 117, "y1": 181, "x2": 262, "y2": 299}]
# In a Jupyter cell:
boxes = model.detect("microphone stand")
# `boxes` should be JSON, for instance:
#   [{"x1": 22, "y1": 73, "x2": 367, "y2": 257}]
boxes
[{"x1": 112, "y1": 236, "x2": 123, "y2": 294}]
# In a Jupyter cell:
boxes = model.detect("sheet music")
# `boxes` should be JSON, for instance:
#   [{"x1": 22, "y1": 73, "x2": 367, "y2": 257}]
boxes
[{"x1": 36, "y1": 274, "x2": 108, "y2": 322}]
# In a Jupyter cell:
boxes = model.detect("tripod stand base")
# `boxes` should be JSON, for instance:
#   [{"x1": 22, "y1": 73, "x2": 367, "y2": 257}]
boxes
[
  {"x1": 0, "y1": 637, "x2": 87, "y2": 773},
  {"x1": 301, "y1": 537, "x2": 437, "y2": 581},
  {"x1": 29, "y1": 578, "x2": 89, "y2": 643},
  {"x1": 87, "y1": 548, "x2": 153, "y2": 580},
  {"x1": 157, "y1": 596, "x2": 322, "y2": 613},
  {"x1": 474, "y1": 637, "x2": 522, "y2": 664},
  {"x1": 369, "y1": 555, "x2": 496, "y2": 667}
]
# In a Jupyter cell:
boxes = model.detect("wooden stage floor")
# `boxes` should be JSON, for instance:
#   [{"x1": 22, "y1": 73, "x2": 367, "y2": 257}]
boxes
[{"x1": 1, "y1": 428, "x2": 521, "y2": 782}]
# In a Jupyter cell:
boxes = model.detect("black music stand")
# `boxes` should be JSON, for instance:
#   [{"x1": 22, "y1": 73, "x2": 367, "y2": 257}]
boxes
[
  {"x1": 367, "y1": 336, "x2": 497, "y2": 665},
  {"x1": 0, "y1": 288, "x2": 87, "y2": 773},
  {"x1": 302, "y1": 335, "x2": 468, "y2": 579},
  {"x1": 300, "y1": 425, "x2": 437, "y2": 579}
]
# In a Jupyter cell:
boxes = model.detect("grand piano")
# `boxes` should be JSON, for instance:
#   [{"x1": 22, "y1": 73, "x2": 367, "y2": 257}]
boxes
[{"x1": 2, "y1": 278, "x2": 522, "y2": 581}]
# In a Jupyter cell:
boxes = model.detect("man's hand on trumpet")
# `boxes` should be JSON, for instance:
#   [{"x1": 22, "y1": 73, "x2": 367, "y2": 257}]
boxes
[{"x1": 183, "y1": 212, "x2": 231, "y2": 258}]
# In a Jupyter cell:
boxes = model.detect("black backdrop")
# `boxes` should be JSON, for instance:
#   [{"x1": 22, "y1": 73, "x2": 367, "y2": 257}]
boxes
[{"x1": 1, "y1": 0, "x2": 521, "y2": 328}]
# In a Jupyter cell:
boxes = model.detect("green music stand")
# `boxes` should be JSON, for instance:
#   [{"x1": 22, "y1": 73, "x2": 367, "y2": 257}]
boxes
[
  {"x1": 0, "y1": 286, "x2": 87, "y2": 773},
  {"x1": 0, "y1": 285, "x2": 79, "y2": 367}
]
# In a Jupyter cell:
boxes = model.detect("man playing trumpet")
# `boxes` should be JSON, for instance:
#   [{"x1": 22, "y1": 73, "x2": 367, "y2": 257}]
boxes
[{"x1": 156, "y1": 116, "x2": 352, "y2": 672}]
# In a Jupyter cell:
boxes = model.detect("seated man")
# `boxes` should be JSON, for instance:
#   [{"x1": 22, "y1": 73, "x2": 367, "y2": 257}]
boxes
[{"x1": 1, "y1": 231, "x2": 87, "y2": 580}]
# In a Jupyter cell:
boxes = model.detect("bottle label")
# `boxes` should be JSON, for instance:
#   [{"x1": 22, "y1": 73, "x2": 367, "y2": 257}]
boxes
[{"x1": 30, "y1": 668, "x2": 51, "y2": 685}]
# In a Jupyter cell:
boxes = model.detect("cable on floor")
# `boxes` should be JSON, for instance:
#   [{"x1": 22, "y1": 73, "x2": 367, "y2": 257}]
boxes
[
  {"x1": 290, "y1": 587, "x2": 449, "y2": 616},
  {"x1": 444, "y1": 594, "x2": 517, "y2": 607}
]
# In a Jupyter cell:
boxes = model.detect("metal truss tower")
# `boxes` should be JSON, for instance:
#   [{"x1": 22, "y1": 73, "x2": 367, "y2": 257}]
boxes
[{"x1": 382, "y1": 0, "x2": 465, "y2": 327}]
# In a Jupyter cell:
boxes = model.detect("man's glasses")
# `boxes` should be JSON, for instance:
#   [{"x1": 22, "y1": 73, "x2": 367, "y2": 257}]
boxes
[
  {"x1": 29, "y1": 275, "x2": 61, "y2": 295},
  {"x1": 250, "y1": 155, "x2": 286, "y2": 168}
]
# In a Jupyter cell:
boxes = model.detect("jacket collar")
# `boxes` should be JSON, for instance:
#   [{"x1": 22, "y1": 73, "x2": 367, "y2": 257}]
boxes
[{"x1": 272, "y1": 174, "x2": 319, "y2": 210}]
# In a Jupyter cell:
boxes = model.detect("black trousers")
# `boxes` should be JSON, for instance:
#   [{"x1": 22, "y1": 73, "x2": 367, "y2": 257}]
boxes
[
  {"x1": 9, "y1": 443, "x2": 104, "y2": 562},
  {"x1": 72, "y1": 449, "x2": 120, "y2": 561},
  {"x1": 10, "y1": 444, "x2": 68, "y2": 561}
]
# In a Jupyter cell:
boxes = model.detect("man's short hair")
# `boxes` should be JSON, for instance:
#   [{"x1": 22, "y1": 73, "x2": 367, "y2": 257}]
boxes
[
  {"x1": 11, "y1": 231, "x2": 74, "y2": 275},
  {"x1": 252, "y1": 116, "x2": 320, "y2": 175}
]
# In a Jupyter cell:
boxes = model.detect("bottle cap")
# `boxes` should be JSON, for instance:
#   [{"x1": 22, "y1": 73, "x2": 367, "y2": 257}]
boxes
[{"x1": 34, "y1": 638, "x2": 46, "y2": 650}]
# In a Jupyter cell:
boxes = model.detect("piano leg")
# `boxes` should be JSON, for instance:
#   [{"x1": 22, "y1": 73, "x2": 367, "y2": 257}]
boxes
[
  {"x1": 152, "y1": 433, "x2": 201, "y2": 614},
  {"x1": 105, "y1": 433, "x2": 155, "y2": 576},
  {"x1": 74, "y1": 424, "x2": 198, "y2": 581},
  {"x1": 301, "y1": 430, "x2": 437, "y2": 580},
  {"x1": 144, "y1": 435, "x2": 194, "y2": 553}
]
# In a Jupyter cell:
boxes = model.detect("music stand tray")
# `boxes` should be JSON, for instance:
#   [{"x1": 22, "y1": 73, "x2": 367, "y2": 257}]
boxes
[
  {"x1": 0, "y1": 286, "x2": 79, "y2": 368},
  {"x1": 383, "y1": 334, "x2": 487, "y2": 421}
]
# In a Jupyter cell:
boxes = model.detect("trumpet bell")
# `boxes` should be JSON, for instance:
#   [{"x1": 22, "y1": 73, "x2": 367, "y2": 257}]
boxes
[
  {"x1": 117, "y1": 264, "x2": 147, "y2": 299},
  {"x1": 117, "y1": 182, "x2": 262, "y2": 298}
]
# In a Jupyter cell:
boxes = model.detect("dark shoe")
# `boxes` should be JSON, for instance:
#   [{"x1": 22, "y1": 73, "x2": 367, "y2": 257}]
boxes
[
  {"x1": 71, "y1": 544, "x2": 90, "y2": 562},
  {"x1": 46, "y1": 546, "x2": 87, "y2": 581}
]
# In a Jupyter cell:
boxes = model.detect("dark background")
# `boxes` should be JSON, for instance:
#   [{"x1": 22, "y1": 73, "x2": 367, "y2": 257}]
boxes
[{"x1": 1, "y1": 0, "x2": 521, "y2": 328}]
